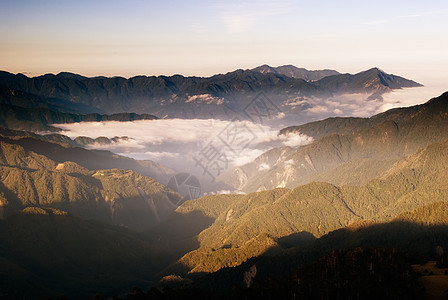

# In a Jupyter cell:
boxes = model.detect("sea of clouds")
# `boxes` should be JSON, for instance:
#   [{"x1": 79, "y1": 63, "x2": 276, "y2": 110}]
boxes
[
  {"x1": 281, "y1": 84, "x2": 447, "y2": 124},
  {"x1": 54, "y1": 84, "x2": 443, "y2": 190},
  {"x1": 56, "y1": 118, "x2": 312, "y2": 174}
]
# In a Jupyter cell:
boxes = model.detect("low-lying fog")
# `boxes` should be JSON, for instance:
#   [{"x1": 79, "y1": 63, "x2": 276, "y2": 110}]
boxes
[
  {"x1": 53, "y1": 85, "x2": 445, "y2": 192},
  {"x1": 56, "y1": 118, "x2": 313, "y2": 178}
]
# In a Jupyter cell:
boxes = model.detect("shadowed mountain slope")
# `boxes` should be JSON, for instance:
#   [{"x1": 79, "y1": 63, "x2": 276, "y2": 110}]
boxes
[{"x1": 0, "y1": 207, "x2": 172, "y2": 299}]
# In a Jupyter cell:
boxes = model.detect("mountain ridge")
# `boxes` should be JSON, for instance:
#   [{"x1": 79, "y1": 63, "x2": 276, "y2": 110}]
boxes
[
  {"x1": 251, "y1": 64, "x2": 340, "y2": 81},
  {"x1": 0, "y1": 102, "x2": 157, "y2": 132},
  {"x1": 223, "y1": 91, "x2": 448, "y2": 192},
  {"x1": 0, "y1": 127, "x2": 179, "y2": 227},
  {"x1": 0, "y1": 66, "x2": 422, "y2": 118},
  {"x1": 155, "y1": 138, "x2": 448, "y2": 281}
]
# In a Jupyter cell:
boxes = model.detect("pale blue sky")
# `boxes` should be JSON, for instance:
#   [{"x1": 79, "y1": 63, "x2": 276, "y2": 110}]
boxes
[{"x1": 1, "y1": 0, "x2": 447, "y2": 82}]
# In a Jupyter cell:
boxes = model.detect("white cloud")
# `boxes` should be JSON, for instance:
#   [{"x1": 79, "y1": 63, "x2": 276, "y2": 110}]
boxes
[
  {"x1": 258, "y1": 163, "x2": 270, "y2": 171},
  {"x1": 333, "y1": 108, "x2": 343, "y2": 114},
  {"x1": 250, "y1": 130, "x2": 313, "y2": 148},
  {"x1": 284, "y1": 97, "x2": 309, "y2": 107},
  {"x1": 284, "y1": 159, "x2": 295, "y2": 166},
  {"x1": 232, "y1": 148, "x2": 266, "y2": 167},
  {"x1": 142, "y1": 151, "x2": 180, "y2": 159},
  {"x1": 207, "y1": 190, "x2": 246, "y2": 195},
  {"x1": 306, "y1": 105, "x2": 329, "y2": 114},
  {"x1": 281, "y1": 87, "x2": 433, "y2": 121},
  {"x1": 53, "y1": 119, "x2": 313, "y2": 179},
  {"x1": 275, "y1": 112, "x2": 286, "y2": 119},
  {"x1": 281, "y1": 133, "x2": 314, "y2": 148},
  {"x1": 57, "y1": 119, "x2": 226, "y2": 145},
  {"x1": 378, "y1": 83, "x2": 447, "y2": 114},
  {"x1": 186, "y1": 94, "x2": 224, "y2": 105}
]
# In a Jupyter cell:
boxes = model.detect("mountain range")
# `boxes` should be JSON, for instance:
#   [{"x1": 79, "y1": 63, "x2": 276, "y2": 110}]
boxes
[
  {"x1": 154, "y1": 136, "x2": 448, "y2": 278},
  {"x1": 221, "y1": 91, "x2": 448, "y2": 192},
  {"x1": 251, "y1": 64, "x2": 340, "y2": 81},
  {"x1": 0, "y1": 66, "x2": 446, "y2": 299},
  {"x1": 0, "y1": 127, "x2": 177, "y2": 222},
  {"x1": 0, "y1": 131, "x2": 179, "y2": 230},
  {"x1": 0, "y1": 66, "x2": 421, "y2": 121},
  {"x1": 0, "y1": 102, "x2": 157, "y2": 132},
  {"x1": 146, "y1": 91, "x2": 448, "y2": 299}
]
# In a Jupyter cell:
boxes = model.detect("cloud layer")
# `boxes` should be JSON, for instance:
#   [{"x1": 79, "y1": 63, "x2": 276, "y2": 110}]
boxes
[
  {"x1": 55, "y1": 118, "x2": 312, "y2": 178},
  {"x1": 278, "y1": 85, "x2": 444, "y2": 125}
]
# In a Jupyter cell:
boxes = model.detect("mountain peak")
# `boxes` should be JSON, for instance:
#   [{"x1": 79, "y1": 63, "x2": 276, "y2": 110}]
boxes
[
  {"x1": 364, "y1": 67, "x2": 386, "y2": 75},
  {"x1": 258, "y1": 64, "x2": 272, "y2": 68},
  {"x1": 316, "y1": 67, "x2": 422, "y2": 92},
  {"x1": 251, "y1": 64, "x2": 340, "y2": 81},
  {"x1": 56, "y1": 72, "x2": 88, "y2": 80},
  {"x1": 251, "y1": 64, "x2": 276, "y2": 73}
]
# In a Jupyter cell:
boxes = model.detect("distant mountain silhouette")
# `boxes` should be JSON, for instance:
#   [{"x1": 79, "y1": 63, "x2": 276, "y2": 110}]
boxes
[
  {"x1": 317, "y1": 67, "x2": 422, "y2": 93},
  {"x1": 251, "y1": 64, "x2": 340, "y2": 81},
  {"x1": 0, "y1": 66, "x2": 421, "y2": 118},
  {"x1": 0, "y1": 102, "x2": 157, "y2": 131}
]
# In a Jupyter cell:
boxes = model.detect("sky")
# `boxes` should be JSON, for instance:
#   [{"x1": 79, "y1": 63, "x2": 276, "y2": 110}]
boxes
[{"x1": 1, "y1": 0, "x2": 448, "y2": 84}]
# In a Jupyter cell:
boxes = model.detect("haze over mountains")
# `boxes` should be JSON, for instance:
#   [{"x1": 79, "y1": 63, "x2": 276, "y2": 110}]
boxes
[{"x1": 1, "y1": 64, "x2": 448, "y2": 299}]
